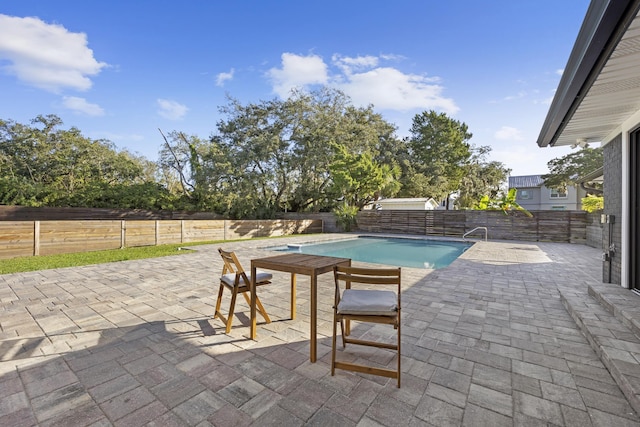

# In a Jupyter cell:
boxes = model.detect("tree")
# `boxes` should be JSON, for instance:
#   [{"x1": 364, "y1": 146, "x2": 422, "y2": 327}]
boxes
[
  {"x1": 203, "y1": 88, "x2": 401, "y2": 218},
  {"x1": 214, "y1": 94, "x2": 307, "y2": 218},
  {"x1": 477, "y1": 188, "x2": 533, "y2": 217},
  {"x1": 288, "y1": 92, "x2": 402, "y2": 211},
  {"x1": 542, "y1": 147, "x2": 603, "y2": 193},
  {"x1": 158, "y1": 130, "x2": 232, "y2": 212},
  {"x1": 402, "y1": 110, "x2": 473, "y2": 208},
  {"x1": 456, "y1": 145, "x2": 511, "y2": 209},
  {"x1": 329, "y1": 146, "x2": 400, "y2": 209},
  {"x1": 0, "y1": 115, "x2": 163, "y2": 209}
]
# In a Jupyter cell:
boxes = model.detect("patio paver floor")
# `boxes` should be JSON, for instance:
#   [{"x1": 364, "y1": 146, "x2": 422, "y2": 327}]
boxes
[{"x1": 1, "y1": 234, "x2": 639, "y2": 426}]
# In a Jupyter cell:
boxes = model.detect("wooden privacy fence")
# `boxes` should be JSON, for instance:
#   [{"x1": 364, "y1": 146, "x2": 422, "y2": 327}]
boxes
[
  {"x1": 357, "y1": 210, "x2": 588, "y2": 243},
  {"x1": 0, "y1": 219, "x2": 322, "y2": 260}
]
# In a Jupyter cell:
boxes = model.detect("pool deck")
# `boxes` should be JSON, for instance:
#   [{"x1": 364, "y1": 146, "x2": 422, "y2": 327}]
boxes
[{"x1": 2, "y1": 234, "x2": 640, "y2": 426}]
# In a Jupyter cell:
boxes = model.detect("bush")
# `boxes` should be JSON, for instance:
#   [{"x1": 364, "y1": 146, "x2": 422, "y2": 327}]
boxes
[
  {"x1": 582, "y1": 194, "x2": 604, "y2": 213},
  {"x1": 334, "y1": 204, "x2": 359, "y2": 232}
]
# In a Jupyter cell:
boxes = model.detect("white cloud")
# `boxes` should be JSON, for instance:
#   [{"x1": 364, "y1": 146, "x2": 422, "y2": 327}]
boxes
[
  {"x1": 0, "y1": 14, "x2": 107, "y2": 92},
  {"x1": 267, "y1": 53, "x2": 328, "y2": 97},
  {"x1": 157, "y1": 99, "x2": 188, "y2": 120},
  {"x1": 494, "y1": 126, "x2": 524, "y2": 141},
  {"x1": 266, "y1": 52, "x2": 458, "y2": 114},
  {"x1": 336, "y1": 67, "x2": 457, "y2": 113},
  {"x1": 493, "y1": 144, "x2": 574, "y2": 176},
  {"x1": 62, "y1": 96, "x2": 105, "y2": 116},
  {"x1": 503, "y1": 91, "x2": 527, "y2": 101},
  {"x1": 216, "y1": 68, "x2": 234, "y2": 86},
  {"x1": 556, "y1": 68, "x2": 564, "y2": 76},
  {"x1": 332, "y1": 54, "x2": 379, "y2": 74},
  {"x1": 379, "y1": 53, "x2": 405, "y2": 62}
]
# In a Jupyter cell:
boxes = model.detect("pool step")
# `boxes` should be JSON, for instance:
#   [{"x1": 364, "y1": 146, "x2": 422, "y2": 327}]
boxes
[{"x1": 559, "y1": 283, "x2": 640, "y2": 415}]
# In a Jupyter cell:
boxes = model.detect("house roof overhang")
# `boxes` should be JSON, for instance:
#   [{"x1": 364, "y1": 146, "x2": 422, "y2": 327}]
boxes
[
  {"x1": 577, "y1": 166, "x2": 604, "y2": 183},
  {"x1": 537, "y1": 0, "x2": 640, "y2": 148}
]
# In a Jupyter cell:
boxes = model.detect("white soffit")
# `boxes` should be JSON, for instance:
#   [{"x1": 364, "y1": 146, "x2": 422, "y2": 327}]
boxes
[{"x1": 554, "y1": 11, "x2": 640, "y2": 146}]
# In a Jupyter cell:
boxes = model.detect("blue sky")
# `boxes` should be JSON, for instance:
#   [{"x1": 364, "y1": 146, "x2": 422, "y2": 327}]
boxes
[{"x1": 0, "y1": 1, "x2": 589, "y2": 176}]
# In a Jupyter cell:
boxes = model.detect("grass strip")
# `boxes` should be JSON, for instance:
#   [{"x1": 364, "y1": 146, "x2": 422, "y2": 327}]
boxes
[
  {"x1": 0, "y1": 234, "x2": 315, "y2": 275},
  {"x1": 0, "y1": 242, "x2": 216, "y2": 274}
]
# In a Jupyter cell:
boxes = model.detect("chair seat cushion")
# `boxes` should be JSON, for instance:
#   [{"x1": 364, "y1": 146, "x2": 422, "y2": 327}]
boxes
[
  {"x1": 221, "y1": 270, "x2": 272, "y2": 287},
  {"x1": 337, "y1": 289, "x2": 398, "y2": 316}
]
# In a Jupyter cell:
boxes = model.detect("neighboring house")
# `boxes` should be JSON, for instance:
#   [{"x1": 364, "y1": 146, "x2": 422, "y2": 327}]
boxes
[
  {"x1": 537, "y1": 0, "x2": 640, "y2": 289},
  {"x1": 374, "y1": 197, "x2": 439, "y2": 210},
  {"x1": 508, "y1": 175, "x2": 583, "y2": 211}
]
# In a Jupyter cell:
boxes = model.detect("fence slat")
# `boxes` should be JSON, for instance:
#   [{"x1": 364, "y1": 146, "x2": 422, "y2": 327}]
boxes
[
  {"x1": 0, "y1": 218, "x2": 322, "y2": 260},
  {"x1": 357, "y1": 210, "x2": 589, "y2": 243}
]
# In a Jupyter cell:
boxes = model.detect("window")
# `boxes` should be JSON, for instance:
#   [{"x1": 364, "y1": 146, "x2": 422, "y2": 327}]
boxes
[
  {"x1": 519, "y1": 190, "x2": 532, "y2": 200},
  {"x1": 550, "y1": 188, "x2": 567, "y2": 199}
]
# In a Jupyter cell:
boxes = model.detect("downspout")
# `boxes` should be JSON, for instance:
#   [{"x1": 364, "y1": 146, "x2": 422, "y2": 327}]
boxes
[{"x1": 609, "y1": 220, "x2": 613, "y2": 283}]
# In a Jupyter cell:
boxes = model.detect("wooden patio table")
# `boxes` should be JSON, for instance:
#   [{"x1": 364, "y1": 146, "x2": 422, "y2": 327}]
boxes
[{"x1": 250, "y1": 253, "x2": 351, "y2": 362}]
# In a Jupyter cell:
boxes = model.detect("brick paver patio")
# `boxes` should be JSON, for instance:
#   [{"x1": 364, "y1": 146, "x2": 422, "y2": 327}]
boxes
[{"x1": 1, "y1": 234, "x2": 639, "y2": 426}]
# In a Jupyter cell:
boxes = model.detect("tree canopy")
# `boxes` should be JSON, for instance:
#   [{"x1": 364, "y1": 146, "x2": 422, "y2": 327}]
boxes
[
  {"x1": 0, "y1": 115, "x2": 168, "y2": 209},
  {"x1": 542, "y1": 146, "x2": 603, "y2": 193},
  {"x1": 158, "y1": 88, "x2": 406, "y2": 218},
  {"x1": 400, "y1": 110, "x2": 473, "y2": 208},
  {"x1": 2, "y1": 90, "x2": 513, "y2": 218},
  {"x1": 397, "y1": 111, "x2": 509, "y2": 209},
  {"x1": 457, "y1": 145, "x2": 511, "y2": 209}
]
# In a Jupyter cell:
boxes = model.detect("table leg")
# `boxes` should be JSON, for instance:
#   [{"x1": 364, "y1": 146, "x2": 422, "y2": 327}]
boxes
[
  {"x1": 310, "y1": 273, "x2": 317, "y2": 363},
  {"x1": 290, "y1": 273, "x2": 296, "y2": 320},
  {"x1": 250, "y1": 263, "x2": 257, "y2": 340}
]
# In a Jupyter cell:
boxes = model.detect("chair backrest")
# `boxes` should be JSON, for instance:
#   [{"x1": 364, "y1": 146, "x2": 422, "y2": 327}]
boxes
[
  {"x1": 218, "y1": 248, "x2": 250, "y2": 286},
  {"x1": 334, "y1": 266, "x2": 401, "y2": 307}
]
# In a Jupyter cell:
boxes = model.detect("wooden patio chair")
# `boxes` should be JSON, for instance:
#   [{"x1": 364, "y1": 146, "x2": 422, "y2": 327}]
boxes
[
  {"x1": 331, "y1": 265, "x2": 402, "y2": 387},
  {"x1": 215, "y1": 248, "x2": 272, "y2": 333}
]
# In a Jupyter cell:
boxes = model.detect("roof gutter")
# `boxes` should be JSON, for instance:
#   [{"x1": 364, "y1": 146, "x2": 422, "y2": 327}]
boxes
[
  {"x1": 578, "y1": 166, "x2": 605, "y2": 195},
  {"x1": 577, "y1": 166, "x2": 604, "y2": 182},
  {"x1": 537, "y1": 0, "x2": 640, "y2": 148}
]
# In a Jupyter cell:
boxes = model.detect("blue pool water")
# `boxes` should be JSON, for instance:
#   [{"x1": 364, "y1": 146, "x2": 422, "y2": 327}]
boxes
[{"x1": 272, "y1": 237, "x2": 472, "y2": 269}]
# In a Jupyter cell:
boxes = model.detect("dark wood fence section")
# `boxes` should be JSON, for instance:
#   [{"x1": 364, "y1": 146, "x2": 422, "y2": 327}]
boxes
[
  {"x1": 0, "y1": 205, "x2": 222, "y2": 221},
  {"x1": 357, "y1": 210, "x2": 588, "y2": 243},
  {"x1": 0, "y1": 219, "x2": 322, "y2": 260}
]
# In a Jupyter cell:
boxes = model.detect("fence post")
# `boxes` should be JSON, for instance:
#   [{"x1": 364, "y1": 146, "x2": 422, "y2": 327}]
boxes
[
  {"x1": 180, "y1": 220, "x2": 185, "y2": 243},
  {"x1": 33, "y1": 220, "x2": 40, "y2": 256},
  {"x1": 155, "y1": 220, "x2": 160, "y2": 246},
  {"x1": 121, "y1": 220, "x2": 126, "y2": 249}
]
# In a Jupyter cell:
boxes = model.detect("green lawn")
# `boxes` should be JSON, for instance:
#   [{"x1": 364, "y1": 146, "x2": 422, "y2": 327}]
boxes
[
  {"x1": 0, "y1": 235, "x2": 309, "y2": 275},
  {"x1": 0, "y1": 242, "x2": 213, "y2": 274}
]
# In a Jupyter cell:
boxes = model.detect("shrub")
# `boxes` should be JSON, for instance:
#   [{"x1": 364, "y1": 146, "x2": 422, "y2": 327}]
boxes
[
  {"x1": 334, "y1": 204, "x2": 359, "y2": 232},
  {"x1": 582, "y1": 194, "x2": 604, "y2": 213}
]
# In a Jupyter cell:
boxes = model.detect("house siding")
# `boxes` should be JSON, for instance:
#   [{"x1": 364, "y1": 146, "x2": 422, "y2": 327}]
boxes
[
  {"x1": 511, "y1": 179, "x2": 582, "y2": 211},
  {"x1": 516, "y1": 188, "x2": 542, "y2": 210},
  {"x1": 603, "y1": 133, "x2": 622, "y2": 284},
  {"x1": 540, "y1": 185, "x2": 581, "y2": 210}
]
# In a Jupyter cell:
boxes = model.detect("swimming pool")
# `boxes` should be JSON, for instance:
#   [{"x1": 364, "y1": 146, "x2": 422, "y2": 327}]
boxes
[{"x1": 271, "y1": 236, "x2": 472, "y2": 269}]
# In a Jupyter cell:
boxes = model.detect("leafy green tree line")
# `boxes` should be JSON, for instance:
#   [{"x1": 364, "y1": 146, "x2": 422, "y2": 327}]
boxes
[
  {"x1": 0, "y1": 114, "x2": 173, "y2": 209},
  {"x1": 1, "y1": 88, "x2": 511, "y2": 218}
]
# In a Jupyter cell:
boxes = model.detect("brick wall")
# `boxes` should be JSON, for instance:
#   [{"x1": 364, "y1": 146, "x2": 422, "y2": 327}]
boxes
[
  {"x1": 586, "y1": 212, "x2": 604, "y2": 249},
  {"x1": 603, "y1": 134, "x2": 622, "y2": 284}
]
